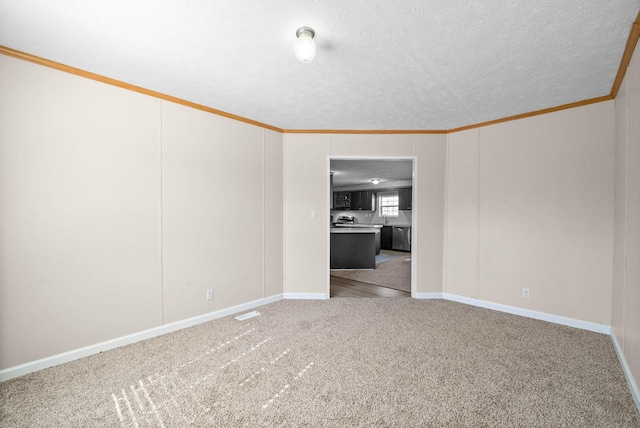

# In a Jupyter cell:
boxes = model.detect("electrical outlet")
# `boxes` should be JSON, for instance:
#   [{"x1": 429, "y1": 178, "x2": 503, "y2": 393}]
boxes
[
  {"x1": 206, "y1": 289, "x2": 214, "y2": 300},
  {"x1": 522, "y1": 288, "x2": 530, "y2": 299}
]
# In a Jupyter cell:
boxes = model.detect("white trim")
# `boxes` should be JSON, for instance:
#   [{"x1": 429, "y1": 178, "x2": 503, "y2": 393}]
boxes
[
  {"x1": 327, "y1": 154, "x2": 418, "y2": 299},
  {"x1": 2, "y1": 288, "x2": 627, "y2": 399},
  {"x1": 0, "y1": 294, "x2": 284, "y2": 382},
  {"x1": 415, "y1": 292, "x2": 444, "y2": 299},
  {"x1": 283, "y1": 293, "x2": 328, "y2": 300},
  {"x1": 417, "y1": 293, "x2": 611, "y2": 335},
  {"x1": 611, "y1": 332, "x2": 640, "y2": 413},
  {"x1": 442, "y1": 293, "x2": 611, "y2": 334}
]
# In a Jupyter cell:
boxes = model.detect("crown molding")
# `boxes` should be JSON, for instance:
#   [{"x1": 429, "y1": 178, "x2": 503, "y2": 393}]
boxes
[
  {"x1": 611, "y1": 11, "x2": 640, "y2": 98},
  {"x1": 1, "y1": 12, "x2": 635, "y2": 139},
  {"x1": 447, "y1": 95, "x2": 613, "y2": 133},
  {"x1": 0, "y1": 45, "x2": 284, "y2": 133}
]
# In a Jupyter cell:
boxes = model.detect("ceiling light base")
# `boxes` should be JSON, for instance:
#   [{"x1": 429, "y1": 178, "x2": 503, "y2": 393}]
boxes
[
  {"x1": 296, "y1": 27, "x2": 315, "y2": 39},
  {"x1": 295, "y1": 26, "x2": 316, "y2": 63}
]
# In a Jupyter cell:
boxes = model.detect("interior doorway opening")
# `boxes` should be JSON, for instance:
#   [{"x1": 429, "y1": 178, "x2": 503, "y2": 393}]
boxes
[{"x1": 327, "y1": 157, "x2": 416, "y2": 298}]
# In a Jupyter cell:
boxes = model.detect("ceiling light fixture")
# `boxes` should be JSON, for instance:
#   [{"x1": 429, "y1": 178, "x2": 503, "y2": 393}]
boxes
[
  {"x1": 370, "y1": 179, "x2": 381, "y2": 185},
  {"x1": 294, "y1": 26, "x2": 316, "y2": 63}
]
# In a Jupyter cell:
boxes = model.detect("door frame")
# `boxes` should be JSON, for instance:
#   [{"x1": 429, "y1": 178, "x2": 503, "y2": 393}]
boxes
[{"x1": 326, "y1": 155, "x2": 418, "y2": 298}]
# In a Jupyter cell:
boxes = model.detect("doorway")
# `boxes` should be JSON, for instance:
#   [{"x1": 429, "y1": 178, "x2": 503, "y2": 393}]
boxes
[{"x1": 328, "y1": 157, "x2": 416, "y2": 298}]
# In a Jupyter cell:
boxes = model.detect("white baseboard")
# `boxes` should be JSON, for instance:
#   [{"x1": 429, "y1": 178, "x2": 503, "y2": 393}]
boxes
[
  {"x1": 0, "y1": 289, "x2": 625, "y2": 394},
  {"x1": 442, "y1": 293, "x2": 611, "y2": 335},
  {"x1": 414, "y1": 292, "x2": 444, "y2": 299},
  {"x1": 283, "y1": 293, "x2": 328, "y2": 300},
  {"x1": 413, "y1": 292, "x2": 610, "y2": 335},
  {"x1": 438, "y1": 293, "x2": 637, "y2": 412},
  {"x1": 611, "y1": 332, "x2": 640, "y2": 413},
  {"x1": 0, "y1": 294, "x2": 284, "y2": 382}
]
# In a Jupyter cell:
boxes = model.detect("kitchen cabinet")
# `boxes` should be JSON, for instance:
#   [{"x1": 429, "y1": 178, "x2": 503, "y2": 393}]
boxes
[
  {"x1": 333, "y1": 190, "x2": 377, "y2": 210},
  {"x1": 333, "y1": 191, "x2": 351, "y2": 209},
  {"x1": 330, "y1": 229, "x2": 378, "y2": 269},
  {"x1": 350, "y1": 190, "x2": 376, "y2": 210},
  {"x1": 398, "y1": 187, "x2": 412, "y2": 210},
  {"x1": 381, "y1": 226, "x2": 393, "y2": 250}
]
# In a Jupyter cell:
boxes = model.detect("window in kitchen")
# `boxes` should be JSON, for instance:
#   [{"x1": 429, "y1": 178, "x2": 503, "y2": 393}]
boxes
[{"x1": 379, "y1": 193, "x2": 399, "y2": 217}]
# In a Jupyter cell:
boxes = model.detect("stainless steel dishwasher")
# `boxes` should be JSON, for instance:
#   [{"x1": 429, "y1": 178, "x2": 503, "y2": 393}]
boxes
[{"x1": 392, "y1": 226, "x2": 411, "y2": 251}]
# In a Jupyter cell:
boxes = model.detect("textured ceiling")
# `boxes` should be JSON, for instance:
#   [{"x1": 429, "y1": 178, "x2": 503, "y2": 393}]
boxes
[
  {"x1": 331, "y1": 160, "x2": 413, "y2": 187},
  {"x1": 0, "y1": 1, "x2": 638, "y2": 130}
]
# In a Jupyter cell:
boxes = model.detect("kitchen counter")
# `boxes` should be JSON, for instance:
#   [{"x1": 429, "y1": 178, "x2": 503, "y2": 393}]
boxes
[
  {"x1": 330, "y1": 228, "x2": 380, "y2": 269},
  {"x1": 330, "y1": 227, "x2": 380, "y2": 233},
  {"x1": 332, "y1": 223, "x2": 411, "y2": 228},
  {"x1": 332, "y1": 224, "x2": 383, "y2": 229}
]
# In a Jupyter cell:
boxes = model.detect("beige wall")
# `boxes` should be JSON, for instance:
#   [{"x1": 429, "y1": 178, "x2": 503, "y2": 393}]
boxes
[
  {"x1": 0, "y1": 55, "x2": 284, "y2": 370},
  {"x1": 613, "y1": 38, "x2": 640, "y2": 396},
  {"x1": 445, "y1": 102, "x2": 615, "y2": 325},
  {"x1": 415, "y1": 135, "x2": 447, "y2": 293},
  {"x1": 161, "y1": 102, "x2": 266, "y2": 322},
  {"x1": 444, "y1": 129, "x2": 479, "y2": 298},
  {"x1": 264, "y1": 129, "x2": 284, "y2": 298},
  {"x1": 0, "y1": 55, "x2": 162, "y2": 369},
  {"x1": 0, "y1": 44, "x2": 631, "y2": 380},
  {"x1": 283, "y1": 133, "x2": 447, "y2": 296},
  {"x1": 283, "y1": 134, "x2": 331, "y2": 295}
]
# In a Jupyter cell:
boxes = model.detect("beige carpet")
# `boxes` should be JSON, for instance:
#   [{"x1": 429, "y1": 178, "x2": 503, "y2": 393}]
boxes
[
  {"x1": 1, "y1": 298, "x2": 638, "y2": 427},
  {"x1": 330, "y1": 252, "x2": 411, "y2": 292}
]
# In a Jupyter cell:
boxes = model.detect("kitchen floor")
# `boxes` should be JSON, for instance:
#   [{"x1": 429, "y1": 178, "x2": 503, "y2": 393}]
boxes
[
  {"x1": 330, "y1": 250, "x2": 411, "y2": 298},
  {"x1": 330, "y1": 276, "x2": 410, "y2": 298}
]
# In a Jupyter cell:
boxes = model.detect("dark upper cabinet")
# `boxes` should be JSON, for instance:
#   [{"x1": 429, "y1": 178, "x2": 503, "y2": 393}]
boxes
[
  {"x1": 398, "y1": 187, "x2": 412, "y2": 210},
  {"x1": 365, "y1": 190, "x2": 377, "y2": 210},
  {"x1": 333, "y1": 190, "x2": 377, "y2": 211},
  {"x1": 350, "y1": 190, "x2": 376, "y2": 210},
  {"x1": 350, "y1": 191, "x2": 363, "y2": 210},
  {"x1": 334, "y1": 188, "x2": 407, "y2": 211},
  {"x1": 333, "y1": 191, "x2": 351, "y2": 209}
]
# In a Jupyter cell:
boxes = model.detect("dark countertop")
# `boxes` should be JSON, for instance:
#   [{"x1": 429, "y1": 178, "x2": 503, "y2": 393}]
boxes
[
  {"x1": 330, "y1": 224, "x2": 411, "y2": 230},
  {"x1": 330, "y1": 228, "x2": 381, "y2": 234},
  {"x1": 332, "y1": 224, "x2": 383, "y2": 229}
]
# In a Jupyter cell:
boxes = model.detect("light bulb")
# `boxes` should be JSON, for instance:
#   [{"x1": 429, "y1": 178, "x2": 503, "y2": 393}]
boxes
[{"x1": 295, "y1": 27, "x2": 316, "y2": 63}]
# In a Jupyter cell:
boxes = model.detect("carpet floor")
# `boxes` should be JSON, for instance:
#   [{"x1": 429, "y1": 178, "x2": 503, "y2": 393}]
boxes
[
  {"x1": 330, "y1": 251, "x2": 411, "y2": 292},
  {"x1": 1, "y1": 298, "x2": 638, "y2": 427}
]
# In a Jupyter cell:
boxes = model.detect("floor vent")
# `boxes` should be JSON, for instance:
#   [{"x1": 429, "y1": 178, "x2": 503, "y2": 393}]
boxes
[{"x1": 235, "y1": 311, "x2": 260, "y2": 321}]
